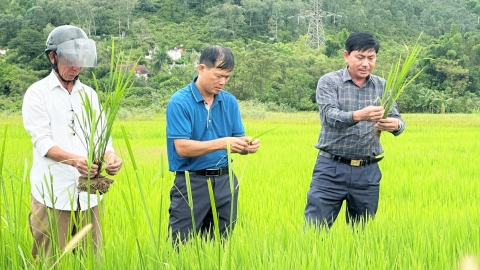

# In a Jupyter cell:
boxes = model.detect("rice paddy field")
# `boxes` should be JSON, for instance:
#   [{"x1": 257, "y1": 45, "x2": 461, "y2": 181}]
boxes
[{"x1": 1, "y1": 112, "x2": 479, "y2": 269}]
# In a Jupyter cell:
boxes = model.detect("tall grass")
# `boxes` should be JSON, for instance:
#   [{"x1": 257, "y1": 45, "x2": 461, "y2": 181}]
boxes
[{"x1": 0, "y1": 113, "x2": 479, "y2": 269}]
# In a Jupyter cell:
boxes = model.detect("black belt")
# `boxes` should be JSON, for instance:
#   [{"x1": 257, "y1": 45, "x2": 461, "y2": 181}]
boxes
[
  {"x1": 176, "y1": 167, "x2": 229, "y2": 176},
  {"x1": 320, "y1": 151, "x2": 383, "y2": 167}
]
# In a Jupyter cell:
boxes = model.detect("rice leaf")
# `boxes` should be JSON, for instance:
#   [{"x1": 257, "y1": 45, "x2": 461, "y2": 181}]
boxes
[
  {"x1": 247, "y1": 126, "x2": 279, "y2": 144},
  {"x1": 380, "y1": 39, "x2": 424, "y2": 118}
]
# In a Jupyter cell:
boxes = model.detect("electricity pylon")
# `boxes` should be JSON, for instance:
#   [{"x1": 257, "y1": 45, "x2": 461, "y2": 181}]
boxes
[{"x1": 306, "y1": 0, "x2": 341, "y2": 49}]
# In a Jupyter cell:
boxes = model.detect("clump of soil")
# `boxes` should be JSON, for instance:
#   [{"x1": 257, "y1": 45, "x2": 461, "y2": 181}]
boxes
[{"x1": 78, "y1": 175, "x2": 114, "y2": 194}]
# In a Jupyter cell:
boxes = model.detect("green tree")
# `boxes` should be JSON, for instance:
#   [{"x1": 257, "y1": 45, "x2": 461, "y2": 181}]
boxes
[
  {"x1": 435, "y1": 59, "x2": 469, "y2": 99},
  {"x1": 92, "y1": 0, "x2": 116, "y2": 36},
  {"x1": 229, "y1": 41, "x2": 281, "y2": 100},
  {"x1": 207, "y1": 2, "x2": 246, "y2": 39},
  {"x1": 7, "y1": 29, "x2": 45, "y2": 62},
  {"x1": 276, "y1": 0, "x2": 308, "y2": 42},
  {"x1": 155, "y1": 76, "x2": 185, "y2": 107},
  {"x1": 241, "y1": 0, "x2": 269, "y2": 36},
  {"x1": 114, "y1": 0, "x2": 139, "y2": 36},
  {"x1": 66, "y1": 0, "x2": 96, "y2": 36},
  {"x1": 157, "y1": 0, "x2": 183, "y2": 23},
  {"x1": 0, "y1": 65, "x2": 42, "y2": 98},
  {"x1": 23, "y1": 6, "x2": 47, "y2": 32},
  {"x1": 0, "y1": 13, "x2": 22, "y2": 46},
  {"x1": 137, "y1": 0, "x2": 156, "y2": 12}
]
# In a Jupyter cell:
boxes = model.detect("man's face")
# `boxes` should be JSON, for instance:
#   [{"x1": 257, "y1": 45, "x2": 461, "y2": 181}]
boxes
[
  {"x1": 197, "y1": 63, "x2": 232, "y2": 96},
  {"x1": 344, "y1": 48, "x2": 376, "y2": 82},
  {"x1": 50, "y1": 52, "x2": 82, "y2": 81}
]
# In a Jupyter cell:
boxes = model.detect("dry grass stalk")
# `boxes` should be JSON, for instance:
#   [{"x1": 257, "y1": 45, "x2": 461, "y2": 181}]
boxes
[
  {"x1": 63, "y1": 223, "x2": 93, "y2": 253},
  {"x1": 49, "y1": 223, "x2": 93, "y2": 270},
  {"x1": 458, "y1": 255, "x2": 479, "y2": 270}
]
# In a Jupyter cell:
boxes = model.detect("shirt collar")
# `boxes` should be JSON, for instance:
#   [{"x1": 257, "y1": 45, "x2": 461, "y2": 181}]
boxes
[
  {"x1": 47, "y1": 70, "x2": 84, "y2": 94},
  {"x1": 189, "y1": 76, "x2": 223, "y2": 103},
  {"x1": 342, "y1": 66, "x2": 372, "y2": 84}
]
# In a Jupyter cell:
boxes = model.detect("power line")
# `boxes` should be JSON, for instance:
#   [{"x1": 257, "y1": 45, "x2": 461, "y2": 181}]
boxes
[{"x1": 306, "y1": 0, "x2": 341, "y2": 49}]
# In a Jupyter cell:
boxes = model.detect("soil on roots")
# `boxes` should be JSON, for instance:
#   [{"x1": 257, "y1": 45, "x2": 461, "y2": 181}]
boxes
[{"x1": 78, "y1": 175, "x2": 114, "y2": 194}]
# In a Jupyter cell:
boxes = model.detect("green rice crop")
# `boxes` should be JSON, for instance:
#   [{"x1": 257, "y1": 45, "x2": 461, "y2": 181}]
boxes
[{"x1": 0, "y1": 113, "x2": 479, "y2": 269}]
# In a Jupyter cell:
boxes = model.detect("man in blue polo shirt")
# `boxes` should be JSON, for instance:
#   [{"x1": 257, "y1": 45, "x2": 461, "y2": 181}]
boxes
[{"x1": 166, "y1": 45, "x2": 261, "y2": 245}]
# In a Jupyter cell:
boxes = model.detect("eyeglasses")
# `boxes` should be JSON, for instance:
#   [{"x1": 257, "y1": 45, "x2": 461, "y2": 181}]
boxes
[{"x1": 67, "y1": 109, "x2": 76, "y2": 136}]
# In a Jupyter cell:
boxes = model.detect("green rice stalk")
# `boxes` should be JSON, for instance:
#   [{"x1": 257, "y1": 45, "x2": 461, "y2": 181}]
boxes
[
  {"x1": 381, "y1": 42, "x2": 424, "y2": 118},
  {"x1": 135, "y1": 238, "x2": 145, "y2": 267},
  {"x1": 11, "y1": 156, "x2": 27, "y2": 265},
  {"x1": 227, "y1": 141, "x2": 234, "y2": 270},
  {"x1": 376, "y1": 38, "x2": 424, "y2": 138},
  {"x1": 184, "y1": 172, "x2": 203, "y2": 268},
  {"x1": 16, "y1": 245, "x2": 29, "y2": 270},
  {"x1": 68, "y1": 37, "x2": 137, "y2": 265},
  {"x1": 0, "y1": 126, "x2": 15, "y2": 266},
  {"x1": 206, "y1": 180, "x2": 221, "y2": 242},
  {"x1": 121, "y1": 125, "x2": 159, "y2": 252},
  {"x1": 215, "y1": 127, "x2": 276, "y2": 167},
  {"x1": 41, "y1": 172, "x2": 62, "y2": 260},
  {"x1": 0, "y1": 126, "x2": 6, "y2": 246},
  {"x1": 0, "y1": 125, "x2": 6, "y2": 180},
  {"x1": 247, "y1": 126, "x2": 279, "y2": 144},
  {"x1": 74, "y1": 38, "x2": 137, "y2": 175},
  {"x1": 206, "y1": 179, "x2": 222, "y2": 266}
]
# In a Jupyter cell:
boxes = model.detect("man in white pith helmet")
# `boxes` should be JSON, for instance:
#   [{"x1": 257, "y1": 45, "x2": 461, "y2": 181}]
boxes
[{"x1": 22, "y1": 25, "x2": 122, "y2": 258}]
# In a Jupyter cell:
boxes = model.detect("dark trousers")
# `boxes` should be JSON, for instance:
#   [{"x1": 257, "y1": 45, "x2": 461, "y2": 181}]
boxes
[
  {"x1": 304, "y1": 153, "x2": 382, "y2": 228},
  {"x1": 168, "y1": 173, "x2": 239, "y2": 244}
]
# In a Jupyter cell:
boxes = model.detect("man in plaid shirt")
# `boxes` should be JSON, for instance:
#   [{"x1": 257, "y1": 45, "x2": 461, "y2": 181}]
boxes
[{"x1": 304, "y1": 32, "x2": 405, "y2": 228}]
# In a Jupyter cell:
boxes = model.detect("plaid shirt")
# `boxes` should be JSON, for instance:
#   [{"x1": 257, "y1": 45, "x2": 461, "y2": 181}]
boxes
[{"x1": 314, "y1": 67, "x2": 405, "y2": 158}]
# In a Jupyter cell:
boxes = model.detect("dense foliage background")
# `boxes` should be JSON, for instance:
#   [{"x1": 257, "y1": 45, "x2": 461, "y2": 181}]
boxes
[{"x1": 2, "y1": 0, "x2": 480, "y2": 114}]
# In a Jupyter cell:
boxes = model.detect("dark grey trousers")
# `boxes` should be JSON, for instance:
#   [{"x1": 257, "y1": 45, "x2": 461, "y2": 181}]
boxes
[
  {"x1": 168, "y1": 173, "x2": 239, "y2": 244},
  {"x1": 304, "y1": 152, "x2": 382, "y2": 228}
]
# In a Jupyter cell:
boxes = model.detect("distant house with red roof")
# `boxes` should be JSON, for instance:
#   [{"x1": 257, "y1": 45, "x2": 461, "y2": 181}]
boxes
[
  {"x1": 120, "y1": 64, "x2": 150, "y2": 79},
  {"x1": 134, "y1": 65, "x2": 149, "y2": 79}
]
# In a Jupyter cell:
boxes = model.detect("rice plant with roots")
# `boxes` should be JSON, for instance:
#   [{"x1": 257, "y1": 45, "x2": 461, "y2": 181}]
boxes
[{"x1": 75, "y1": 39, "x2": 137, "y2": 194}]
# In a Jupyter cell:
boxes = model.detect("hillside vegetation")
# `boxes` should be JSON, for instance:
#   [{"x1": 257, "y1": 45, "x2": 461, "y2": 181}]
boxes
[{"x1": 1, "y1": 0, "x2": 480, "y2": 113}]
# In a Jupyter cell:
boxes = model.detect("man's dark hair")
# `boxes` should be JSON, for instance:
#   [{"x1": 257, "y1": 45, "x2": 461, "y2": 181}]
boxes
[
  {"x1": 345, "y1": 32, "x2": 380, "y2": 54},
  {"x1": 199, "y1": 45, "x2": 235, "y2": 71}
]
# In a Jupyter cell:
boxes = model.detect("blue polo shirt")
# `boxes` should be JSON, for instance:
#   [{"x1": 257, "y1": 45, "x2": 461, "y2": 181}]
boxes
[{"x1": 166, "y1": 78, "x2": 245, "y2": 172}]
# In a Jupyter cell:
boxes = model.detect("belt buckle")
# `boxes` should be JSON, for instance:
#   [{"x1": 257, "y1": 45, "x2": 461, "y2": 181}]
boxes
[
  {"x1": 205, "y1": 168, "x2": 220, "y2": 176},
  {"x1": 350, "y1": 159, "x2": 361, "y2": 166}
]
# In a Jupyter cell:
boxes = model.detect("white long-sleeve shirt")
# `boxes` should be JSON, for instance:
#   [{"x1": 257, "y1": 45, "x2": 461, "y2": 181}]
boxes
[{"x1": 22, "y1": 71, "x2": 114, "y2": 211}]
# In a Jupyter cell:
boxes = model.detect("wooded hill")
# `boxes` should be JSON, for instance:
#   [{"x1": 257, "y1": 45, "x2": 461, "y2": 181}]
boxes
[{"x1": 2, "y1": 0, "x2": 480, "y2": 114}]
